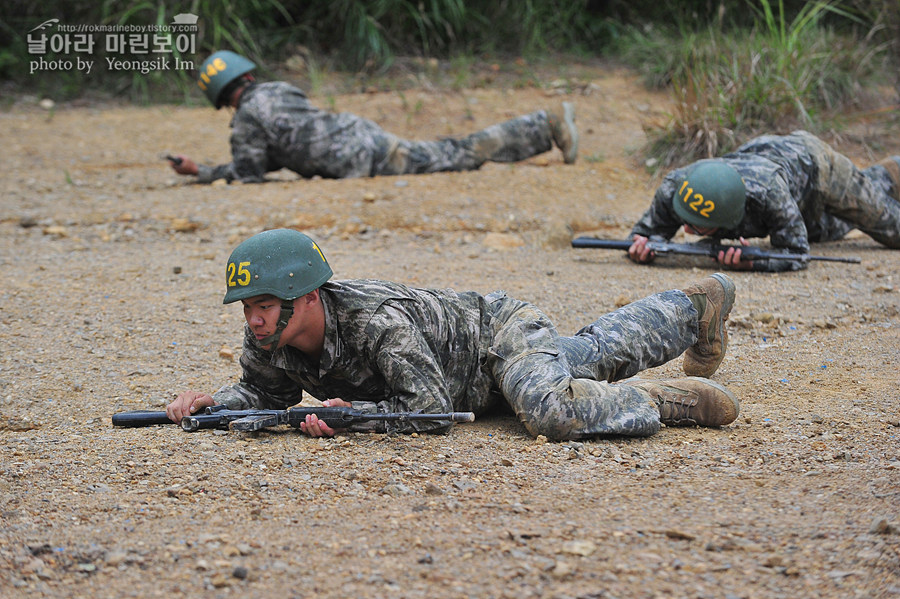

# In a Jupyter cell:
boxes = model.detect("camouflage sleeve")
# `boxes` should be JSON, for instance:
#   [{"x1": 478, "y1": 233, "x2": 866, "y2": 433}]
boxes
[
  {"x1": 347, "y1": 304, "x2": 456, "y2": 435},
  {"x1": 749, "y1": 182, "x2": 810, "y2": 273},
  {"x1": 196, "y1": 108, "x2": 269, "y2": 184},
  {"x1": 196, "y1": 163, "x2": 238, "y2": 184},
  {"x1": 211, "y1": 327, "x2": 304, "y2": 409},
  {"x1": 630, "y1": 174, "x2": 685, "y2": 240}
]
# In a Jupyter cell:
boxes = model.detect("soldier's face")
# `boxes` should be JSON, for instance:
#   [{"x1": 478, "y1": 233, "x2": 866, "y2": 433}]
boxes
[
  {"x1": 242, "y1": 291, "x2": 324, "y2": 354},
  {"x1": 242, "y1": 294, "x2": 284, "y2": 348},
  {"x1": 684, "y1": 224, "x2": 719, "y2": 236}
]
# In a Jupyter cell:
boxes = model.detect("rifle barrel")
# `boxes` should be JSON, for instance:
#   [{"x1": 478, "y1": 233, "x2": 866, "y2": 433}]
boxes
[
  {"x1": 113, "y1": 408, "x2": 478, "y2": 431},
  {"x1": 111, "y1": 410, "x2": 174, "y2": 427},
  {"x1": 808, "y1": 254, "x2": 861, "y2": 263},
  {"x1": 360, "y1": 411, "x2": 476, "y2": 422},
  {"x1": 571, "y1": 238, "x2": 631, "y2": 250},
  {"x1": 571, "y1": 237, "x2": 861, "y2": 264}
]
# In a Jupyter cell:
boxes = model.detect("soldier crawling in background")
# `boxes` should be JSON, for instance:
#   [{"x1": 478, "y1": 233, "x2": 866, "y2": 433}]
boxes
[
  {"x1": 167, "y1": 228, "x2": 742, "y2": 441},
  {"x1": 628, "y1": 131, "x2": 900, "y2": 272},
  {"x1": 168, "y1": 51, "x2": 579, "y2": 183}
]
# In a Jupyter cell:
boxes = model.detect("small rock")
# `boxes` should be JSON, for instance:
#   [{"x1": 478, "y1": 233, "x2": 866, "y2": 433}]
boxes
[
  {"x1": 452, "y1": 479, "x2": 478, "y2": 492},
  {"x1": 43, "y1": 225, "x2": 68, "y2": 237},
  {"x1": 560, "y1": 540, "x2": 596, "y2": 556},
  {"x1": 105, "y1": 551, "x2": 128, "y2": 566},
  {"x1": 170, "y1": 218, "x2": 200, "y2": 232},
  {"x1": 869, "y1": 517, "x2": 896, "y2": 535},
  {"x1": 550, "y1": 559, "x2": 574, "y2": 578},
  {"x1": 664, "y1": 529, "x2": 696, "y2": 541},
  {"x1": 424, "y1": 482, "x2": 445, "y2": 495},
  {"x1": 381, "y1": 482, "x2": 413, "y2": 497},
  {"x1": 614, "y1": 294, "x2": 632, "y2": 308}
]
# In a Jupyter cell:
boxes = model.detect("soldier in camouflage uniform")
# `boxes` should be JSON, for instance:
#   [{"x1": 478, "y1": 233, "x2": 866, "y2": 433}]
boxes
[
  {"x1": 169, "y1": 51, "x2": 579, "y2": 184},
  {"x1": 167, "y1": 229, "x2": 741, "y2": 441},
  {"x1": 629, "y1": 130, "x2": 900, "y2": 272}
]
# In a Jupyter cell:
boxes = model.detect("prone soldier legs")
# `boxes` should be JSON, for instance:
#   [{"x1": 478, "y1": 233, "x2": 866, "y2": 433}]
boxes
[
  {"x1": 797, "y1": 132, "x2": 900, "y2": 248},
  {"x1": 486, "y1": 290, "x2": 703, "y2": 440},
  {"x1": 377, "y1": 111, "x2": 555, "y2": 175}
]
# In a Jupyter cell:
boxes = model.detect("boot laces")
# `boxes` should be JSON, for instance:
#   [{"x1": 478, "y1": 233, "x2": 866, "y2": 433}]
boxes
[{"x1": 658, "y1": 394, "x2": 698, "y2": 425}]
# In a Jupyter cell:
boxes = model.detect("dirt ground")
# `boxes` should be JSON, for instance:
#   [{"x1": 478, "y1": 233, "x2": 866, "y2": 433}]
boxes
[{"x1": 1, "y1": 64, "x2": 899, "y2": 599}]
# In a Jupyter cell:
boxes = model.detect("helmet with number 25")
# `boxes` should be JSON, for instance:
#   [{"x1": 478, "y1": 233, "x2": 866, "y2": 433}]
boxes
[
  {"x1": 672, "y1": 159, "x2": 746, "y2": 230},
  {"x1": 223, "y1": 229, "x2": 333, "y2": 305},
  {"x1": 197, "y1": 50, "x2": 256, "y2": 109}
]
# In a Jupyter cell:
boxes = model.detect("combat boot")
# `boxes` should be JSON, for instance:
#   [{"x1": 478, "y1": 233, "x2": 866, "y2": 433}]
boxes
[
  {"x1": 875, "y1": 156, "x2": 900, "y2": 201},
  {"x1": 547, "y1": 102, "x2": 578, "y2": 164},
  {"x1": 681, "y1": 272, "x2": 735, "y2": 378},
  {"x1": 627, "y1": 377, "x2": 739, "y2": 427}
]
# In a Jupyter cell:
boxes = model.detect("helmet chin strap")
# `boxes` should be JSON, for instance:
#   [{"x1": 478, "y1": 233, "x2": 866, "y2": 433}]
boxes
[{"x1": 258, "y1": 299, "x2": 295, "y2": 349}]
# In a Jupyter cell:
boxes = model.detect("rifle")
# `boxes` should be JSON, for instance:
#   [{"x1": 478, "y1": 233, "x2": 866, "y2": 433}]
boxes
[
  {"x1": 112, "y1": 404, "x2": 476, "y2": 433},
  {"x1": 571, "y1": 237, "x2": 861, "y2": 264}
]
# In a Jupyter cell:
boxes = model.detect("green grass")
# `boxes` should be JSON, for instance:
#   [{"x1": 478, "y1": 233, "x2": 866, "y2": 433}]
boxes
[
  {"x1": 618, "y1": 0, "x2": 897, "y2": 169},
  {"x1": 1, "y1": 0, "x2": 896, "y2": 173}
]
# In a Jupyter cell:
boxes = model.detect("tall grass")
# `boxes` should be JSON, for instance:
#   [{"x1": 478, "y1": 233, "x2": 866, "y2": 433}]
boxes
[
  {"x1": 0, "y1": 0, "x2": 895, "y2": 111},
  {"x1": 625, "y1": 0, "x2": 895, "y2": 168}
]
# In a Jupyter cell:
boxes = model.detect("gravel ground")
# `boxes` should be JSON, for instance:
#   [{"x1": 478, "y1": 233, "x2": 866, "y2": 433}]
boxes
[{"x1": 1, "y1": 65, "x2": 899, "y2": 599}]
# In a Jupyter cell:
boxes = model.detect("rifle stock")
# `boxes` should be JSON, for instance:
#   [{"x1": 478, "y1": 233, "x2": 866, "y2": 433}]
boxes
[{"x1": 571, "y1": 237, "x2": 861, "y2": 264}]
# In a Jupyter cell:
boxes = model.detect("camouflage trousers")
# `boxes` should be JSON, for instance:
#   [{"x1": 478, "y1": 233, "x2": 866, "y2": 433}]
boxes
[
  {"x1": 485, "y1": 290, "x2": 698, "y2": 440},
  {"x1": 374, "y1": 111, "x2": 553, "y2": 176},
  {"x1": 795, "y1": 131, "x2": 900, "y2": 247}
]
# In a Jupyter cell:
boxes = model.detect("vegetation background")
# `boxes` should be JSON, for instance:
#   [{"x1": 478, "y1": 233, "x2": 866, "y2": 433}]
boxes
[{"x1": 1, "y1": 0, "x2": 898, "y2": 165}]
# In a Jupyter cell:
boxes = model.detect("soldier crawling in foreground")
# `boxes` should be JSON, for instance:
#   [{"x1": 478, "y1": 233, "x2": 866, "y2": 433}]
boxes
[
  {"x1": 628, "y1": 131, "x2": 900, "y2": 272},
  {"x1": 169, "y1": 51, "x2": 579, "y2": 184},
  {"x1": 167, "y1": 228, "x2": 741, "y2": 441}
]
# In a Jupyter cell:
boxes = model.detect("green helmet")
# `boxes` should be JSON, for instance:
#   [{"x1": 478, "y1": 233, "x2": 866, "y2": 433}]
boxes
[
  {"x1": 223, "y1": 229, "x2": 333, "y2": 305},
  {"x1": 672, "y1": 159, "x2": 746, "y2": 229},
  {"x1": 197, "y1": 50, "x2": 256, "y2": 108}
]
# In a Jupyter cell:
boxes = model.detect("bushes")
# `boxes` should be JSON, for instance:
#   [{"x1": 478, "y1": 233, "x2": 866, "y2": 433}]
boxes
[
  {"x1": 1, "y1": 0, "x2": 896, "y2": 157},
  {"x1": 618, "y1": 0, "x2": 899, "y2": 167}
]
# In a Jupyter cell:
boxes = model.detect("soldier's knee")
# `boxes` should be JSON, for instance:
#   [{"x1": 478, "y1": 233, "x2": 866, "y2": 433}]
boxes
[
  {"x1": 515, "y1": 379, "x2": 663, "y2": 440},
  {"x1": 513, "y1": 381, "x2": 599, "y2": 441},
  {"x1": 516, "y1": 395, "x2": 582, "y2": 441}
]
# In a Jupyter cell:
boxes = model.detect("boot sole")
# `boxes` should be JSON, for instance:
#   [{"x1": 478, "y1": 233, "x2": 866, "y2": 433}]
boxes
[
  {"x1": 709, "y1": 273, "x2": 736, "y2": 321},
  {"x1": 682, "y1": 272, "x2": 736, "y2": 378}
]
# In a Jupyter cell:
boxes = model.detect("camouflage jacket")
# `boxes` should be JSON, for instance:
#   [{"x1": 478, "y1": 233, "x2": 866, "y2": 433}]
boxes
[
  {"x1": 631, "y1": 131, "x2": 827, "y2": 272},
  {"x1": 196, "y1": 82, "x2": 390, "y2": 183},
  {"x1": 212, "y1": 280, "x2": 499, "y2": 433}
]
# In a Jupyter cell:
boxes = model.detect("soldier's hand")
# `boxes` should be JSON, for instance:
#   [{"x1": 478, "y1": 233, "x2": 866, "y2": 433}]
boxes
[
  {"x1": 169, "y1": 155, "x2": 199, "y2": 176},
  {"x1": 716, "y1": 237, "x2": 753, "y2": 270},
  {"x1": 166, "y1": 391, "x2": 216, "y2": 422},
  {"x1": 299, "y1": 398, "x2": 351, "y2": 437},
  {"x1": 628, "y1": 235, "x2": 656, "y2": 264},
  {"x1": 322, "y1": 398, "x2": 352, "y2": 408}
]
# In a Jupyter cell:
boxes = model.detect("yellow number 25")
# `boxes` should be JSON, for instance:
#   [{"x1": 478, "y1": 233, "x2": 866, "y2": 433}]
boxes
[{"x1": 227, "y1": 261, "x2": 251, "y2": 287}]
